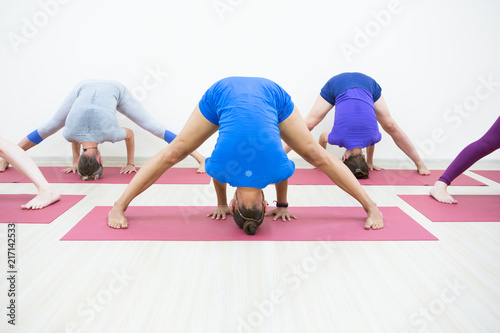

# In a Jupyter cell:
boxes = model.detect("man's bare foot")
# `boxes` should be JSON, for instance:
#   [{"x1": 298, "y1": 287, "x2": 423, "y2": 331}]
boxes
[
  {"x1": 364, "y1": 207, "x2": 384, "y2": 230},
  {"x1": 197, "y1": 160, "x2": 206, "y2": 173},
  {"x1": 416, "y1": 162, "x2": 431, "y2": 175},
  {"x1": 21, "y1": 188, "x2": 60, "y2": 209},
  {"x1": 108, "y1": 205, "x2": 128, "y2": 229},
  {"x1": 0, "y1": 159, "x2": 9, "y2": 172},
  {"x1": 430, "y1": 181, "x2": 457, "y2": 204}
]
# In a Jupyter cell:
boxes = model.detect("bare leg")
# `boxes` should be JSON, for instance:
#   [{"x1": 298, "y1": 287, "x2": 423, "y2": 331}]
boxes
[
  {"x1": 374, "y1": 96, "x2": 430, "y2": 175},
  {"x1": 0, "y1": 137, "x2": 37, "y2": 172},
  {"x1": 108, "y1": 106, "x2": 218, "y2": 229},
  {"x1": 0, "y1": 137, "x2": 60, "y2": 209},
  {"x1": 280, "y1": 109, "x2": 383, "y2": 229},
  {"x1": 190, "y1": 151, "x2": 206, "y2": 173},
  {"x1": 0, "y1": 158, "x2": 8, "y2": 172},
  {"x1": 429, "y1": 181, "x2": 457, "y2": 204}
]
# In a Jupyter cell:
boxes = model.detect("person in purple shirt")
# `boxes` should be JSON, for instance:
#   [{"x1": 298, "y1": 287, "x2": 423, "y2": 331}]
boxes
[{"x1": 292, "y1": 72, "x2": 430, "y2": 177}]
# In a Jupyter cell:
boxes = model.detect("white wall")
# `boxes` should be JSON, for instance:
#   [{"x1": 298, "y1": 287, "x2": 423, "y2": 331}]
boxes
[{"x1": 1, "y1": 0, "x2": 499, "y2": 163}]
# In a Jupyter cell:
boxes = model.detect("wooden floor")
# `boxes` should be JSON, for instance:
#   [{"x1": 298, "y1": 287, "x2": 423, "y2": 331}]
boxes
[{"x1": 1, "y1": 159, "x2": 499, "y2": 333}]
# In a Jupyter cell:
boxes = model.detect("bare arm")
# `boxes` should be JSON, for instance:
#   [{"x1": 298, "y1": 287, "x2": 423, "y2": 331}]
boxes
[
  {"x1": 124, "y1": 128, "x2": 135, "y2": 166},
  {"x1": 366, "y1": 145, "x2": 382, "y2": 171},
  {"x1": 284, "y1": 95, "x2": 333, "y2": 153},
  {"x1": 374, "y1": 96, "x2": 430, "y2": 175},
  {"x1": 213, "y1": 178, "x2": 228, "y2": 206},
  {"x1": 366, "y1": 145, "x2": 374, "y2": 166},
  {"x1": 207, "y1": 178, "x2": 232, "y2": 220},
  {"x1": 120, "y1": 128, "x2": 136, "y2": 174},
  {"x1": 17, "y1": 137, "x2": 37, "y2": 151},
  {"x1": 275, "y1": 179, "x2": 288, "y2": 203},
  {"x1": 266, "y1": 179, "x2": 296, "y2": 221},
  {"x1": 61, "y1": 142, "x2": 81, "y2": 173}
]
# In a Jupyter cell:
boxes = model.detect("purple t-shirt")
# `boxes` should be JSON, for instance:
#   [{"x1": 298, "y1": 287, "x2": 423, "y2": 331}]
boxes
[{"x1": 320, "y1": 73, "x2": 382, "y2": 149}]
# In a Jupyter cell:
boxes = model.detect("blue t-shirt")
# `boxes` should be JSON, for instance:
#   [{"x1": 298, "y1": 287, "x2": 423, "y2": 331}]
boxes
[
  {"x1": 199, "y1": 77, "x2": 296, "y2": 188},
  {"x1": 320, "y1": 73, "x2": 382, "y2": 150}
]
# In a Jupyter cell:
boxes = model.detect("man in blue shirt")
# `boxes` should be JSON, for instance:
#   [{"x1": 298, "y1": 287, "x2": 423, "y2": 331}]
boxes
[{"x1": 108, "y1": 77, "x2": 384, "y2": 234}]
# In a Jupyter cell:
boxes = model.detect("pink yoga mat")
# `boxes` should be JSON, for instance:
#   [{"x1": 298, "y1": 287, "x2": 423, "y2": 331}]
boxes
[
  {"x1": 0, "y1": 194, "x2": 85, "y2": 224},
  {"x1": 0, "y1": 167, "x2": 210, "y2": 184},
  {"x1": 471, "y1": 170, "x2": 500, "y2": 184},
  {"x1": 288, "y1": 169, "x2": 486, "y2": 186},
  {"x1": 61, "y1": 206, "x2": 437, "y2": 241},
  {"x1": 398, "y1": 195, "x2": 500, "y2": 222}
]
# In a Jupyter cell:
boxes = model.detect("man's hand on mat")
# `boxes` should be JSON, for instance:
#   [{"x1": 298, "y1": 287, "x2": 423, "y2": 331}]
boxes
[
  {"x1": 0, "y1": 159, "x2": 9, "y2": 172},
  {"x1": 207, "y1": 205, "x2": 233, "y2": 220},
  {"x1": 367, "y1": 162, "x2": 383, "y2": 171},
  {"x1": 266, "y1": 207, "x2": 297, "y2": 221},
  {"x1": 108, "y1": 206, "x2": 128, "y2": 229},
  {"x1": 120, "y1": 164, "x2": 137, "y2": 174},
  {"x1": 61, "y1": 164, "x2": 78, "y2": 174}
]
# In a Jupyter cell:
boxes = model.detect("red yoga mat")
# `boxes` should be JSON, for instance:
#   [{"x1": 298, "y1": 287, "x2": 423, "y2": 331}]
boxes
[
  {"x1": 398, "y1": 195, "x2": 500, "y2": 222},
  {"x1": 288, "y1": 169, "x2": 485, "y2": 186},
  {"x1": 0, "y1": 194, "x2": 85, "y2": 224},
  {"x1": 0, "y1": 167, "x2": 210, "y2": 184},
  {"x1": 61, "y1": 206, "x2": 437, "y2": 241},
  {"x1": 471, "y1": 170, "x2": 500, "y2": 184}
]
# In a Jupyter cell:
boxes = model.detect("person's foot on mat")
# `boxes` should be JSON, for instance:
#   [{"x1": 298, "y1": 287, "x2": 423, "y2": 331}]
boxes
[
  {"x1": 21, "y1": 188, "x2": 60, "y2": 210},
  {"x1": 108, "y1": 206, "x2": 128, "y2": 229},
  {"x1": 197, "y1": 159, "x2": 206, "y2": 173},
  {"x1": 417, "y1": 162, "x2": 431, "y2": 176},
  {"x1": 0, "y1": 159, "x2": 9, "y2": 172},
  {"x1": 364, "y1": 207, "x2": 384, "y2": 230},
  {"x1": 430, "y1": 181, "x2": 457, "y2": 204}
]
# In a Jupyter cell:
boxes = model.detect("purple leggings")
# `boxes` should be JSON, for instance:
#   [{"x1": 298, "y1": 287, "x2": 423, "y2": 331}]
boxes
[{"x1": 439, "y1": 115, "x2": 500, "y2": 185}]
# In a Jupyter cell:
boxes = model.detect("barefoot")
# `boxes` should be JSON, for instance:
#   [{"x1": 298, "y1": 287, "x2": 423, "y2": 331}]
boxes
[
  {"x1": 108, "y1": 206, "x2": 128, "y2": 229},
  {"x1": 367, "y1": 162, "x2": 383, "y2": 171},
  {"x1": 21, "y1": 188, "x2": 60, "y2": 210},
  {"x1": 197, "y1": 159, "x2": 206, "y2": 173},
  {"x1": 416, "y1": 162, "x2": 431, "y2": 175},
  {"x1": 430, "y1": 181, "x2": 457, "y2": 204},
  {"x1": 364, "y1": 207, "x2": 384, "y2": 230},
  {"x1": 0, "y1": 159, "x2": 9, "y2": 172}
]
